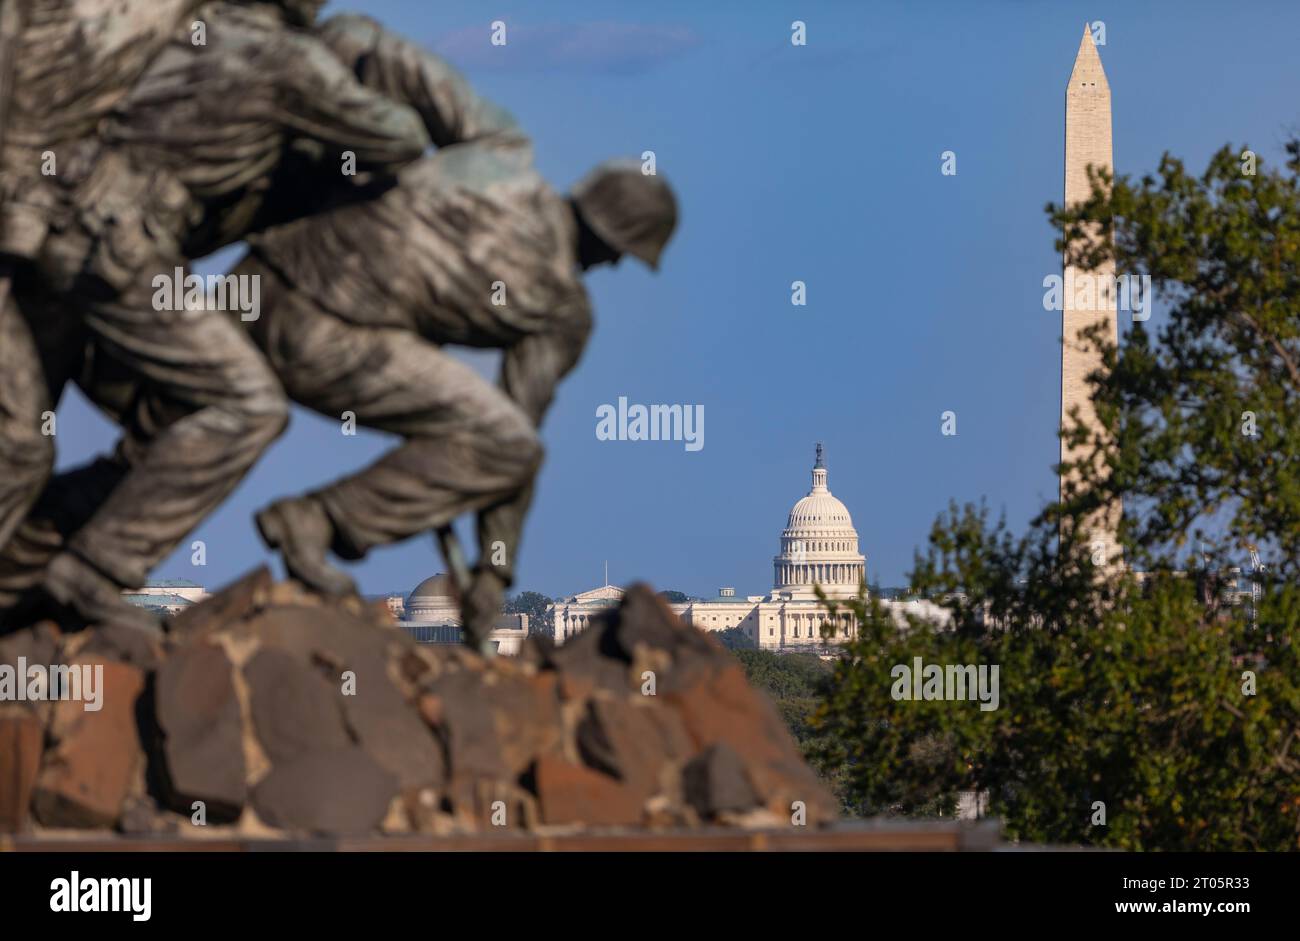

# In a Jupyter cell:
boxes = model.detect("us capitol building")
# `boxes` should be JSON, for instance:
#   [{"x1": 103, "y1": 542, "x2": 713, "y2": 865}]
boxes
[{"x1": 551, "y1": 444, "x2": 943, "y2": 651}]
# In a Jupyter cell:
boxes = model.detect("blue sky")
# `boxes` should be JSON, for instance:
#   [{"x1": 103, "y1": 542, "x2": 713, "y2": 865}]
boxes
[{"x1": 53, "y1": 0, "x2": 1300, "y2": 599}]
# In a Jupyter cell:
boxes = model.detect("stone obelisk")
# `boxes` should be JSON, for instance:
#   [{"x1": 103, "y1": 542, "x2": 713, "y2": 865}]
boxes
[{"x1": 1061, "y1": 24, "x2": 1121, "y2": 566}]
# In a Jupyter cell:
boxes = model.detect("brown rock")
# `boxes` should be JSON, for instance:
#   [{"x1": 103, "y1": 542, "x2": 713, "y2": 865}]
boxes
[
  {"x1": 515, "y1": 633, "x2": 554, "y2": 669},
  {"x1": 424, "y1": 670, "x2": 507, "y2": 780},
  {"x1": 169, "y1": 567, "x2": 272, "y2": 639},
  {"x1": 267, "y1": 579, "x2": 324, "y2": 608},
  {"x1": 549, "y1": 585, "x2": 727, "y2": 700},
  {"x1": 32, "y1": 660, "x2": 145, "y2": 828},
  {"x1": 0, "y1": 712, "x2": 43, "y2": 833},
  {"x1": 417, "y1": 692, "x2": 441, "y2": 727},
  {"x1": 611, "y1": 584, "x2": 716, "y2": 661},
  {"x1": 544, "y1": 626, "x2": 635, "y2": 696},
  {"x1": 3, "y1": 580, "x2": 841, "y2": 835},
  {"x1": 665, "y1": 662, "x2": 787, "y2": 765},
  {"x1": 644, "y1": 703, "x2": 696, "y2": 759},
  {"x1": 153, "y1": 643, "x2": 246, "y2": 820},
  {"x1": 744, "y1": 757, "x2": 837, "y2": 823},
  {"x1": 395, "y1": 648, "x2": 435, "y2": 696},
  {"x1": 80, "y1": 623, "x2": 164, "y2": 671},
  {"x1": 367, "y1": 599, "x2": 398, "y2": 626},
  {"x1": 487, "y1": 670, "x2": 563, "y2": 777},
  {"x1": 251, "y1": 746, "x2": 397, "y2": 835},
  {"x1": 399, "y1": 785, "x2": 445, "y2": 833},
  {"x1": 238, "y1": 604, "x2": 374, "y2": 663},
  {"x1": 442, "y1": 775, "x2": 536, "y2": 829},
  {"x1": 559, "y1": 673, "x2": 596, "y2": 704},
  {"x1": 577, "y1": 698, "x2": 686, "y2": 788},
  {"x1": 533, "y1": 754, "x2": 645, "y2": 827},
  {"x1": 682, "y1": 743, "x2": 761, "y2": 818},
  {"x1": 244, "y1": 647, "x2": 351, "y2": 764},
  {"x1": 663, "y1": 656, "x2": 839, "y2": 824},
  {"x1": 118, "y1": 792, "x2": 181, "y2": 836},
  {"x1": 241, "y1": 603, "x2": 453, "y2": 774},
  {"x1": 0, "y1": 622, "x2": 62, "y2": 683},
  {"x1": 338, "y1": 647, "x2": 443, "y2": 790}
]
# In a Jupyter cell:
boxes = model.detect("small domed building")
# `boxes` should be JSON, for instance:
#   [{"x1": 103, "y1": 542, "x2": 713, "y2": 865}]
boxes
[
  {"x1": 405, "y1": 574, "x2": 461, "y2": 624},
  {"x1": 391, "y1": 573, "x2": 529, "y2": 655}
]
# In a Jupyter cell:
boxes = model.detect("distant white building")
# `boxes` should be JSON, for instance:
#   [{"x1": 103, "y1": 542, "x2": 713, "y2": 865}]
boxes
[
  {"x1": 549, "y1": 583, "x2": 626, "y2": 644},
  {"x1": 122, "y1": 578, "x2": 208, "y2": 616},
  {"x1": 392, "y1": 574, "x2": 528, "y2": 656},
  {"x1": 549, "y1": 445, "x2": 949, "y2": 652}
]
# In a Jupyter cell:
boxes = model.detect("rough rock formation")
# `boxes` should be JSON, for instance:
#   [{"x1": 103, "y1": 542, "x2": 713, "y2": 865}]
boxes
[{"x1": 0, "y1": 571, "x2": 836, "y2": 838}]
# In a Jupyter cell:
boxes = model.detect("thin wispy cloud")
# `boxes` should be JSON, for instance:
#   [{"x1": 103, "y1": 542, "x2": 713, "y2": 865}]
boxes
[{"x1": 433, "y1": 21, "x2": 702, "y2": 74}]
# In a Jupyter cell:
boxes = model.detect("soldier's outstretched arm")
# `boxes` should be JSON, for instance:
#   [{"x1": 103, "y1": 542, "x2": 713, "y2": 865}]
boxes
[
  {"x1": 278, "y1": 32, "x2": 432, "y2": 171},
  {"x1": 498, "y1": 290, "x2": 594, "y2": 428},
  {"x1": 316, "y1": 14, "x2": 522, "y2": 147},
  {"x1": 471, "y1": 289, "x2": 593, "y2": 592}
]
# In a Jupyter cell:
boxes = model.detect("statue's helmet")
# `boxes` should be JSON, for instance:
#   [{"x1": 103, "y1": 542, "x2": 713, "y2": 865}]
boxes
[
  {"x1": 264, "y1": 0, "x2": 326, "y2": 27},
  {"x1": 570, "y1": 160, "x2": 678, "y2": 270}
]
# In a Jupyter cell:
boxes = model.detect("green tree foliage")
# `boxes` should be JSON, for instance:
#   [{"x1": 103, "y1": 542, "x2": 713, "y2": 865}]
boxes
[
  {"x1": 714, "y1": 625, "x2": 755, "y2": 650},
  {"x1": 658, "y1": 590, "x2": 692, "y2": 604},
  {"x1": 1051, "y1": 141, "x2": 1300, "y2": 578},
  {"x1": 816, "y1": 508, "x2": 1300, "y2": 848},
  {"x1": 813, "y1": 141, "x2": 1300, "y2": 849},
  {"x1": 729, "y1": 649, "x2": 860, "y2": 813},
  {"x1": 504, "y1": 590, "x2": 553, "y2": 636}
]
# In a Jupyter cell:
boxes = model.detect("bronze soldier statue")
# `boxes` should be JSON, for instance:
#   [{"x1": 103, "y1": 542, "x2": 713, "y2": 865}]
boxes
[
  {"x1": 0, "y1": 0, "x2": 439, "y2": 628},
  {"x1": 0, "y1": 0, "x2": 211, "y2": 586},
  {"x1": 4, "y1": 141, "x2": 677, "y2": 646},
  {"x1": 0, "y1": 4, "x2": 677, "y2": 647},
  {"x1": 3, "y1": 145, "x2": 676, "y2": 645},
  {"x1": 242, "y1": 145, "x2": 677, "y2": 646}
]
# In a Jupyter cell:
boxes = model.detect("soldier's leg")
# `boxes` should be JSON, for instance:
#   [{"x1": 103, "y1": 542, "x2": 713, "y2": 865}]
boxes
[
  {"x1": 0, "y1": 319, "x2": 147, "y2": 616},
  {"x1": 459, "y1": 483, "x2": 536, "y2": 645},
  {"x1": 42, "y1": 267, "x2": 289, "y2": 624},
  {"x1": 240, "y1": 258, "x2": 541, "y2": 594},
  {"x1": 0, "y1": 284, "x2": 99, "y2": 617},
  {"x1": 0, "y1": 289, "x2": 55, "y2": 574},
  {"x1": 0, "y1": 457, "x2": 128, "y2": 619}
]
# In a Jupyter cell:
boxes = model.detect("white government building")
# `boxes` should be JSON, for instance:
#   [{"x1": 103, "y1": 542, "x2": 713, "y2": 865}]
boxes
[
  {"x1": 549, "y1": 445, "x2": 947, "y2": 651},
  {"x1": 384, "y1": 574, "x2": 530, "y2": 655},
  {"x1": 121, "y1": 447, "x2": 949, "y2": 655},
  {"x1": 121, "y1": 573, "x2": 530, "y2": 655}
]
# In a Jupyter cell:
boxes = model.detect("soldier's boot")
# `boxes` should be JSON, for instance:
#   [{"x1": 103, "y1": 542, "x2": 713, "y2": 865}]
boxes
[
  {"x1": 256, "y1": 496, "x2": 357, "y2": 597},
  {"x1": 460, "y1": 566, "x2": 508, "y2": 655},
  {"x1": 41, "y1": 551, "x2": 163, "y2": 633}
]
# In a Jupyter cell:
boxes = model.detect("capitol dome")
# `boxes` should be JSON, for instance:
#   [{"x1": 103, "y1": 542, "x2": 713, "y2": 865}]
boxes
[
  {"x1": 786, "y1": 490, "x2": 854, "y2": 528},
  {"x1": 407, "y1": 573, "x2": 460, "y2": 624},
  {"x1": 772, "y1": 444, "x2": 866, "y2": 600}
]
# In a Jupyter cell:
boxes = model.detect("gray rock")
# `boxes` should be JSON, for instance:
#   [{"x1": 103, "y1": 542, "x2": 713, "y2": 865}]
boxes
[
  {"x1": 244, "y1": 647, "x2": 352, "y2": 764},
  {"x1": 338, "y1": 647, "x2": 444, "y2": 790},
  {"x1": 251, "y1": 746, "x2": 397, "y2": 836},
  {"x1": 682, "y1": 743, "x2": 761, "y2": 818},
  {"x1": 81, "y1": 622, "x2": 164, "y2": 671},
  {"x1": 153, "y1": 643, "x2": 246, "y2": 820},
  {"x1": 169, "y1": 567, "x2": 272, "y2": 640}
]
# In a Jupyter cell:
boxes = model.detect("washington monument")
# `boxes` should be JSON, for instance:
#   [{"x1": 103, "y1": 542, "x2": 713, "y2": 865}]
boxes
[{"x1": 1061, "y1": 24, "x2": 1121, "y2": 566}]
